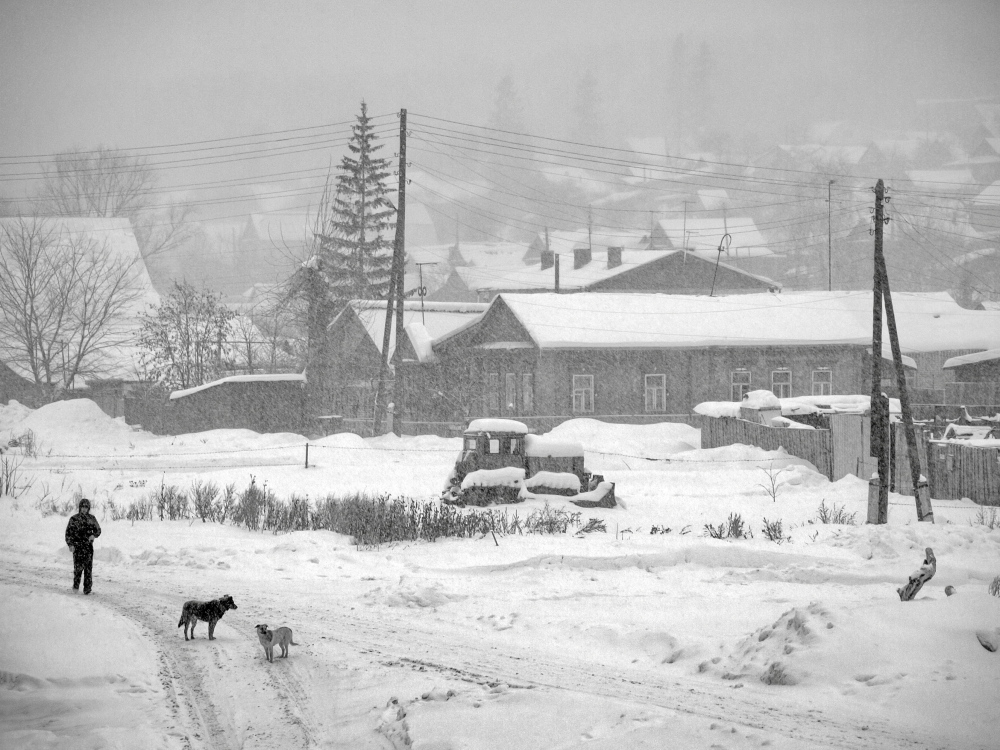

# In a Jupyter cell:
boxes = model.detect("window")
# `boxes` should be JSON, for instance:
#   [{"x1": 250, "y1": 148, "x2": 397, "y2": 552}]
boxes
[
  {"x1": 731, "y1": 370, "x2": 751, "y2": 402},
  {"x1": 464, "y1": 437, "x2": 477, "y2": 452},
  {"x1": 488, "y1": 438, "x2": 500, "y2": 453},
  {"x1": 772, "y1": 369, "x2": 791, "y2": 399},
  {"x1": 812, "y1": 369, "x2": 832, "y2": 396},
  {"x1": 505, "y1": 373, "x2": 516, "y2": 412},
  {"x1": 508, "y1": 438, "x2": 519, "y2": 454},
  {"x1": 487, "y1": 372, "x2": 499, "y2": 413},
  {"x1": 644, "y1": 374, "x2": 667, "y2": 412},
  {"x1": 521, "y1": 373, "x2": 533, "y2": 414},
  {"x1": 572, "y1": 374, "x2": 594, "y2": 413}
]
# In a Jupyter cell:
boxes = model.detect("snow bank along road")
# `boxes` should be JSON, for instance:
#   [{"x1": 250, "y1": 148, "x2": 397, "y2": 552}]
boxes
[{"x1": 1, "y1": 548, "x2": 950, "y2": 750}]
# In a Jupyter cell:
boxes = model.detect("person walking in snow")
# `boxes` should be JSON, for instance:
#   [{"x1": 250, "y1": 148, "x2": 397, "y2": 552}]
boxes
[{"x1": 65, "y1": 498, "x2": 101, "y2": 594}]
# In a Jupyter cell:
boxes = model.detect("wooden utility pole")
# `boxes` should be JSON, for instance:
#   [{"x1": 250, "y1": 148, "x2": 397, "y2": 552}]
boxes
[
  {"x1": 874, "y1": 183, "x2": 934, "y2": 522},
  {"x1": 391, "y1": 109, "x2": 408, "y2": 436},
  {"x1": 868, "y1": 179, "x2": 889, "y2": 523},
  {"x1": 415, "y1": 262, "x2": 436, "y2": 324},
  {"x1": 374, "y1": 108, "x2": 407, "y2": 436},
  {"x1": 868, "y1": 179, "x2": 934, "y2": 523},
  {"x1": 827, "y1": 180, "x2": 835, "y2": 291}
]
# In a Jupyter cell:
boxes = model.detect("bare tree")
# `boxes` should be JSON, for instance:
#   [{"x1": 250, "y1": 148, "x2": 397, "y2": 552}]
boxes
[
  {"x1": 37, "y1": 146, "x2": 196, "y2": 258},
  {"x1": 138, "y1": 280, "x2": 235, "y2": 390},
  {"x1": 0, "y1": 217, "x2": 143, "y2": 387}
]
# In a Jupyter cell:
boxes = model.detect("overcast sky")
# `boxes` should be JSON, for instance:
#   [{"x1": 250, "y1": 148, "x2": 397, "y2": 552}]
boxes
[{"x1": 4, "y1": 1, "x2": 999, "y2": 156}]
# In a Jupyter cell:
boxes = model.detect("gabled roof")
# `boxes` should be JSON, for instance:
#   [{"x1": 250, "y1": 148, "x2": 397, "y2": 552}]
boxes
[
  {"x1": 455, "y1": 248, "x2": 672, "y2": 293},
  {"x1": 653, "y1": 217, "x2": 772, "y2": 258},
  {"x1": 434, "y1": 291, "x2": 1000, "y2": 353},
  {"x1": 943, "y1": 349, "x2": 1000, "y2": 369},
  {"x1": 973, "y1": 181, "x2": 1000, "y2": 206},
  {"x1": 906, "y1": 170, "x2": 975, "y2": 193},
  {"x1": 331, "y1": 299, "x2": 488, "y2": 359}
]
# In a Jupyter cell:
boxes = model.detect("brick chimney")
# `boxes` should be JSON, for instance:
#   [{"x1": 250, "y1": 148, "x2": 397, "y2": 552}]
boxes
[
  {"x1": 607, "y1": 247, "x2": 622, "y2": 269},
  {"x1": 573, "y1": 247, "x2": 591, "y2": 269}
]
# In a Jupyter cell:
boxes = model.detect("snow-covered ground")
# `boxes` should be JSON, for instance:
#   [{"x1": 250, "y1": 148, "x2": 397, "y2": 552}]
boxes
[{"x1": 1, "y1": 398, "x2": 998, "y2": 750}]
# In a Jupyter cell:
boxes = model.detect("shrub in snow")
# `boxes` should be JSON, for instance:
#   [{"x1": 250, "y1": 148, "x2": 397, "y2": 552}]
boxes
[
  {"x1": 761, "y1": 518, "x2": 790, "y2": 544},
  {"x1": 815, "y1": 499, "x2": 857, "y2": 525},
  {"x1": 191, "y1": 480, "x2": 220, "y2": 523},
  {"x1": 989, "y1": 576, "x2": 1000, "y2": 598},
  {"x1": 973, "y1": 506, "x2": 999, "y2": 530},
  {"x1": 704, "y1": 513, "x2": 751, "y2": 540}
]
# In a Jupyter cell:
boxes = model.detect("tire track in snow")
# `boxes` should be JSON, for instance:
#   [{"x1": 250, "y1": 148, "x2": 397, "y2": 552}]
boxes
[
  {"x1": 0, "y1": 560, "x2": 319, "y2": 750},
  {"x1": 307, "y1": 602, "x2": 946, "y2": 750}
]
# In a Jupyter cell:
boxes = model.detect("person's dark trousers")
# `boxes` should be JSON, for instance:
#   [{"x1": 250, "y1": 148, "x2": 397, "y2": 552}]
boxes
[{"x1": 72, "y1": 547, "x2": 94, "y2": 593}]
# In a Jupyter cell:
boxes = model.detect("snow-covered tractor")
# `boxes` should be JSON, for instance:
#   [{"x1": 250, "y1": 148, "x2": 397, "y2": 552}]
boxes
[{"x1": 441, "y1": 419, "x2": 616, "y2": 508}]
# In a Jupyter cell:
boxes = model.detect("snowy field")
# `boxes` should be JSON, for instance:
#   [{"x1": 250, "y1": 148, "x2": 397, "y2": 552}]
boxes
[{"x1": 1, "y1": 398, "x2": 998, "y2": 750}]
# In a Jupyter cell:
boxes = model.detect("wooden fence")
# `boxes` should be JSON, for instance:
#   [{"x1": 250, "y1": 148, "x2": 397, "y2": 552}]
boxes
[
  {"x1": 922, "y1": 438, "x2": 1000, "y2": 505},
  {"x1": 700, "y1": 416, "x2": 834, "y2": 480}
]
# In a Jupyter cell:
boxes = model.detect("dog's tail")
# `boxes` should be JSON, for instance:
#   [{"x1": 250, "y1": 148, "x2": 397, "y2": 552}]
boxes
[
  {"x1": 290, "y1": 639, "x2": 299, "y2": 645},
  {"x1": 177, "y1": 613, "x2": 186, "y2": 627}
]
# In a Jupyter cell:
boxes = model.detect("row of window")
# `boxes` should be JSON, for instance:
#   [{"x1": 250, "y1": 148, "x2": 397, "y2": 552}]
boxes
[{"x1": 480, "y1": 368, "x2": 836, "y2": 416}]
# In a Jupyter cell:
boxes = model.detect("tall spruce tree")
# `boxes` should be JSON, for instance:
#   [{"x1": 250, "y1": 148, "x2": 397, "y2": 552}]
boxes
[{"x1": 321, "y1": 101, "x2": 396, "y2": 302}]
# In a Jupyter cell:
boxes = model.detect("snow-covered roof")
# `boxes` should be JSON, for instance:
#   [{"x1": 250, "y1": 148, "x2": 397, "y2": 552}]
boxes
[
  {"x1": 455, "y1": 248, "x2": 673, "y2": 293},
  {"x1": 535, "y1": 228, "x2": 650, "y2": 255},
  {"x1": 654, "y1": 217, "x2": 771, "y2": 258},
  {"x1": 465, "y1": 418, "x2": 529, "y2": 434},
  {"x1": 906, "y1": 170, "x2": 975, "y2": 192},
  {"x1": 973, "y1": 181, "x2": 1000, "y2": 206},
  {"x1": 447, "y1": 291, "x2": 1000, "y2": 352},
  {"x1": 169, "y1": 373, "x2": 305, "y2": 400},
  {"x1": 337, "y1": 299, "x2": 488, "y2": 358},
  {"x1": 456, "y1": 242, "x2": 531, "y2": 267},
  {"x1": 943, "y1": 349, "x2": 1000, "y2": 369},
  {"x1": 698, "y1": 189, "x2": 730, "y2": 210}
]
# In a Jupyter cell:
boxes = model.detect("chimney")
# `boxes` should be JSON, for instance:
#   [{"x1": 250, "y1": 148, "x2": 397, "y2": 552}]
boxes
[
  {"x1": 573, "y1": 246, "x2": 591, "y2": 269},
  {"x1": 540, "y1": 249, "x2": 554, "y2": 270},
  {"x1": 554, "y1": 253, "x2": 560, "y2": 292},
  {"x1": 607, "y1": 247, "x2": 622, "y2": 269}
]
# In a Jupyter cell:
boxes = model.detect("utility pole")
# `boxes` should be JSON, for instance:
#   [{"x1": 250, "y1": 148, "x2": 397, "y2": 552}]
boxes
[
  {"x1": 391, "y1": 109, "x2": 408, "y2": 436},
  {"x1": 868, "y1": 179, "x2": 889, "y2": 523},
  {"x1": 827, "y1": 180, "x2": 835, "y2": 291},
  {"x1": 868, "y1": 179, "x2": 934, "y2": 524},
  {"x1": 587, "y1": 206, "x2": 593, "y2": 253},
  {"x1": 709, "y1": 233, "x2": 731, "y2": 297},
  {"x1": 374, "y1": 108, "x2": 407, "y2": 436},
  {"x1": 682, "y1": 200, "x2": 692, "y2": 252},
  {"x1": 415, "y1": 262, "x2": 436, "y2": 324}
]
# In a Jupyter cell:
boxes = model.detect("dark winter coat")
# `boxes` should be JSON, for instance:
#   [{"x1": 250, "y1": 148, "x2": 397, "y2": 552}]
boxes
[{"x1": 65, "y1": 512, "x2": 101, "y2": 550}]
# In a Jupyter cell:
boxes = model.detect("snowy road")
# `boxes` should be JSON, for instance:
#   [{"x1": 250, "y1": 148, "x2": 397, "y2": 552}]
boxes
[{"x1": 1, "y1": 549, "x2": 952, "y2": 750}]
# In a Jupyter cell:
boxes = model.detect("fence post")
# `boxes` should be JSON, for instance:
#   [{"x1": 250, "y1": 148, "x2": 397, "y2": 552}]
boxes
[
  {"x1": 305, "y1": 443, "x2": 309, "y2": 469},
  {"x1": 867, "y1": 475, "x2": 885, "y2": 524}
]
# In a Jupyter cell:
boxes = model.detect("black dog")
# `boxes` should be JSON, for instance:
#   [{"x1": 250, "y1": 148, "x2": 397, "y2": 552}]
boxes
[{"x1": 177, "y1": 595, "x2": 238, "y2": 640}]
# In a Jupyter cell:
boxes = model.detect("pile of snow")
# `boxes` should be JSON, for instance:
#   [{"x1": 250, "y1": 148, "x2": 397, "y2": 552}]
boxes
[
  {"x1": 461, "y1": 467, "x2": 525, "y2": 489},
  {"x1": 742, "y1": 389, "x2": 781, "y2": 409},
  {"x1": 5, "y1": 399, "x2": 151, "y2": 451},
  {"x1": 524, "y1": 471, "x2": 580, "y2": 491},
  {"x1": 770, "y1": 415, "x2": 814, "y2": 429},
  {"x1": 525, "y1": 434, "x2": 584, "y2": 458},
  {"x1": 547, "y1": 418, "x2": 699, "y2": 457},
  {"x1": 465, "y1": 418, "x2": 529, "y2": 434}
]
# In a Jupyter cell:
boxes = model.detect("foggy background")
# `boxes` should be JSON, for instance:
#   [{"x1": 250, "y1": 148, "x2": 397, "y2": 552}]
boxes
[
  {"x1": 3, "y1": 1, "x2": 998, "y2": 154},
  {"x1": 2, "y1": 0, "x2": 1000, "y2": 301}
]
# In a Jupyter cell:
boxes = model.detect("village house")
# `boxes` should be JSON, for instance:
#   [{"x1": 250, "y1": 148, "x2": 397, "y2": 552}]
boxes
[
  {"x1": 323, "y1": 299, "x2": 487, "y2": 431},
  {"x1": 942, "y1": 349, "x2": 1000, "y2": 409},
  {"x1": 400, "y1": 291, "x2": 1000, "y2": 430},
  {"x1": 429, "y1": 244, "x2": 780, "y2": 303}
]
